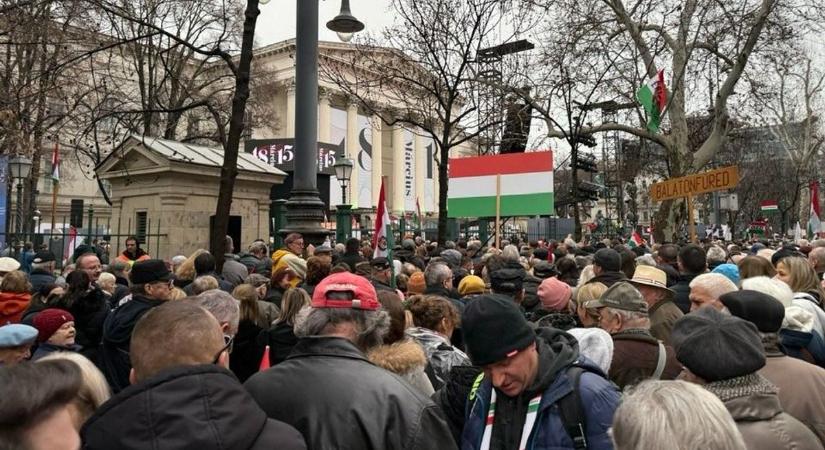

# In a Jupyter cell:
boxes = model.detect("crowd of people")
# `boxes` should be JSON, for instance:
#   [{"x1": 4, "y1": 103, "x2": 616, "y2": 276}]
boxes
[{"x1": 2, "y1": 231, "x2": 825, "y2": 449}]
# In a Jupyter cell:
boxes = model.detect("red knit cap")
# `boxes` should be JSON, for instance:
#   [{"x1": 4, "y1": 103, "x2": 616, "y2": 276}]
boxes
[{"x1": 33, "y1": 309, "x2": 74, "y2": 343}]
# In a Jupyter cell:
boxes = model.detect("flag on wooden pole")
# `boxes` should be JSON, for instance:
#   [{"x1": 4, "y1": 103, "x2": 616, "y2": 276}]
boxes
[
  {"x1": 448, "y1": 152, "x2": 553, "y2": 217},
  {"x1": 50, "y1": 142, "x2": 60, "y2": 182},
  {"x1": 808, "y1": 181, "x2": 821, "y2": 239},
  {"x1": 637, "y1": 69, "x2": 667, "y2": 133}
]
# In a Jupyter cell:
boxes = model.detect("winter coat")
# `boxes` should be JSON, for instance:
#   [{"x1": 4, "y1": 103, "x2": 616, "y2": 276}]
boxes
[
  {"x1": 0, "y1": 291, "x2": 31, "y2": 324},
  {"x1": 608, "y1": 329, "x2": 681, "y2": 390},
  {"x1": 367, "y1": 339, "x2": 434, "y2": 396},
  {"x1": 20, "y1": 250, "x2": 34, "y2": 274},
  {"x1": 97, "y1": 294, "x2": 165, "y2": 392},
  {"x1": 115, "y1": 248, "x2": 150, "y2": 265},
  {"x1": 671, "y1": 272, "x2": 699, "y2": 314},
  {"x1": 648, "y1": 299, "x2": 683, "y2": 346},
  {"x1": 244, "y1": 336, "x2": 457, "y2": 450},
  {"x1": 462, "y1": 328, "x2": 620, "y2": 450},
  {"x1": 585, "y1": 270, "x2": 627, "y2": 288},
  {"x1": 31, "y1": 342, "x2": 81, "y2": 361},
  {"x1": 759, "y1": 342, "x2": 825, "y2": 445},
  {"x1": 793, "y1": 292, "x2": 825, "y2": 340},
  {"x1": 263, "y1": 321, "x2": 299, "y2": 365},
  {"x1": 263, "y1": 286, "x2": 286, "y2": 309},
  {"x1": 406, "y1": 326, "x2": 470, "y2": 390},
  {"x1": 238, "y1": 252, "x2": 270, "y2": 275},
  {"x1": 82, "y1": 364, "x2": 306, "y2": 450},
  {"x1": 222, "y1": 254, "x2": 249, "y2": 287},
  {"x1": 231, "y1": 320, "x2": 266, "y2": 383},
  {"x1": 433, "y1": 365, "x2": 483, "y2": 447},
  {"x1": 780, "y1": 327, "x2": 825, "y2": 367},
  {"x1": 706, "y1": 374, "x2": 823, "y2": 450},
  {"x1": 657, "y1": 263, "x2": 680, "y2": 287},
  {"x1": 65, "y1": 287, "x2": 110, "y2": 363},
  {"x1": 29, "y1": 269, "x2": 56, "y2": 294}
]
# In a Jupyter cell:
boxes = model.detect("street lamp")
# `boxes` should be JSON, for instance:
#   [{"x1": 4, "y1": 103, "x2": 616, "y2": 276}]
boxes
[
  {"x1": 8, "y1": 155, "x2": 32, "y2": 253},
  {"x1": 280, "y1": 0, "x2": 364, "y2": 244},
  {"x1": 326, "y1": 0, "x2": 364, "y2": 43},
  {"x1": 333, "y1": 157, "x2": 354, "y2": 243}
]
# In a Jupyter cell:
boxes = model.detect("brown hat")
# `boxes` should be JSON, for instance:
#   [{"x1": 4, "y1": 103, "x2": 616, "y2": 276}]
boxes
[{"x1": 407, "y1": 272, "x2": 425, "y2": 295}]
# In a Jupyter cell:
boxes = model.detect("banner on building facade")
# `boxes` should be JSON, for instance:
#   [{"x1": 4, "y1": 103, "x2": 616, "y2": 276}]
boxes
[
  {"x1": 404, "y1": 129, "x2": 416, "y2": 212},
  {"x1": 423, "y1": 137, "x2": 436, "y2": 213},
  {"x1": 357, "y1": 114, "x2": 372, "y2": 209}
]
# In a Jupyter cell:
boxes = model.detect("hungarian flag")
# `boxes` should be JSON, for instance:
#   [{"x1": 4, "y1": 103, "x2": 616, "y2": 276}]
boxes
[
  {"x1": 414, "y1": 197, "x2": 423, "y2": 230},
  {"x1": 809, "y1": 181, "x2": 821, "y2": 239},
  {"x1": 637, "y1": 69, "x2": 667, "y2": 133},
  {"x1": 50, "y1": 142, "x2": 60, "y2": 182},
  {"x1": 373, "y1": 178, "x2": 391, "y2": 259},
  {"x1": 448, "y1": 152, "x2": 553, "y2": 217},
  {"x1": 760, "y1": 200, "x2": 778, "y2": 214},
  {"x1": 629, "y1": 230, "x2": 644, "y2": 248}
]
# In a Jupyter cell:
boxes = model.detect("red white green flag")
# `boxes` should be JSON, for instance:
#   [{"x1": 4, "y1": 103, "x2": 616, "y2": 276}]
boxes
[
  {"x1": 629, "y1": 230, "x2": 644, "y2": 248},
  {"x1": 447, "y1": 152, "x2": 554, "y2": 217},
  {"x1": 50, "y1": 142, "x2": 60, "y2": 182},
  {"x1": 809, "y1": 181, "x2": 821, "y2": 239},
  {"x1": 637, "y1": 69, "x2": 667, "y2": 133},
  {"x1": 760, "y1": 200, "x2": 778, "y2": 214},
  {"x1": 373, "y1": 178, "x2": 390, "y2": 258}
]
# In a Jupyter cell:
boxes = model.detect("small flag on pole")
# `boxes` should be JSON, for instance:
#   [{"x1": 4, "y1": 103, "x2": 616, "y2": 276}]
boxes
[
  {"x1": 50, "y1": 142, "x2": 60, "y2": 183},
  {"x1": 374, "y1": 178, "x2": 390, "y2": 259},
  {"x1": 259, "y1": 345, "x2": 270, "y2": 371},
  {"x1": 808, "y1": 181, "x2": 822, "y2": 239},
  {"x1": 629, "y1": 230, "x2": 644, "y2": 248},
  {"x1": 760, "y1": 200, "x2": 778, "y2": 214}
]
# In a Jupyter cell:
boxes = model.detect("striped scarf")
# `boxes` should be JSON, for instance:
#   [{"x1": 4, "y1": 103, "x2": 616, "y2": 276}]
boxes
[{"x1": 480, "y1": 390, "x2": 542, "y2": 450}]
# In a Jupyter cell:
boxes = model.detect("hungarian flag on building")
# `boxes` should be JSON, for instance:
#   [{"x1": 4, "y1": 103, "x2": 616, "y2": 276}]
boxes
[
  {"x1": 447, "y1": 152, "x2": 553, "y2": 218},
  {"x1": 637, "y1": 69, "x2": 667, "y2": 133},
  {"x1": 809, "y1": 181, "x2": 821, "y2": 239},
  {"x1": 760, "y1": 200, "x2": 778, "y2": 214}
]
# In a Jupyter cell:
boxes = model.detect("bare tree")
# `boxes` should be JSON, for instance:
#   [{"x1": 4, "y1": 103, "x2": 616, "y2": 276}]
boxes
[{"x1": 323, "y1": 0, "x2": 539, "y2": 245}]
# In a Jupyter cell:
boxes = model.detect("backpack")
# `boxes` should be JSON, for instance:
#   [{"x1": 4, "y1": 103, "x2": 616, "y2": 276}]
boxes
[{"x1": 468, "y1": 363, "x2": 597, "y2": 449}]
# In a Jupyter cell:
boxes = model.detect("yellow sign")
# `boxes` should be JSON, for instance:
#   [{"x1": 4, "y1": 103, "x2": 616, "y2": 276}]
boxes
[{"x1": 650, "y1": 166, "x2": 739, "y2": 202}]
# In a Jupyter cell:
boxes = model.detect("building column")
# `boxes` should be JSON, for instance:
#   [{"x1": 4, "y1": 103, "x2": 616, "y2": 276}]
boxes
[
  {"x1": 371, "y1": 116, "x2": 383, "y2": 208},
  {"x1": 318, "y1": 90, "x2": 331, "y2": 142},
  {"x1": 414, "y1": 130, "x2": 425, "y2": 212},
  {"x1": 285, "y1": 84, "x2": 296, "y2": 138},
  {"x1": 392, "y1": 125, "x2": 405, "y2": 213},
  {"x1": 345, "y1": 102, "x2": 359, "y2": 208}
]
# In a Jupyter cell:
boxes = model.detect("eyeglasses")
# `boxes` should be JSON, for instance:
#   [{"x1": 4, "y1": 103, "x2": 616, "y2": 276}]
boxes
[{"x1": 212, "y1": 335, "x2": 234, "y2": 364}]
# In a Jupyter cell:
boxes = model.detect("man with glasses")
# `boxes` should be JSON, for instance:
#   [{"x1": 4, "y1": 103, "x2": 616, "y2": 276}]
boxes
[
  {"x1": 271, "y1": 233, "x2": 305, "y2": 273},
  {"x1": 82, "y1": 301, "x2": 307, "y2": 450},
  {"x1": 98, "y1": 259, "x2": 176, "y2": 392}
]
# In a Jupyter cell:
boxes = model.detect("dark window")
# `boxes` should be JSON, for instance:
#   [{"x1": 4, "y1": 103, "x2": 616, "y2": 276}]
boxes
[{"x1": 70, "y1": 199, "x2": 84, "y2": 228}]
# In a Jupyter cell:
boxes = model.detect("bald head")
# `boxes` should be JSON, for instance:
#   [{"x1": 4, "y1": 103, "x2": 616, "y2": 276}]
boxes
[
  {"x1": 130, "y1": 301, "x2": 225, "y2": 383},
  {"x1": 809, "y1": 247, "x2": 825, "y2": 274}
]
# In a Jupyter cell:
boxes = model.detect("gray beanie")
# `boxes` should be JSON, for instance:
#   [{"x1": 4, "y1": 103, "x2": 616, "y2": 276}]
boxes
[{"x1": 671, "y1": 307, "x2": 765, "y2": 382}]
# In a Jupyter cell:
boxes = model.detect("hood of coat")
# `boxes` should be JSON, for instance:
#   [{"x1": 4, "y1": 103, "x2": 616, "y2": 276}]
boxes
[
  {"x1": 367, "y1": 339, "x2": 427, "y2": 375},
  {"x1": 526, "y1": 327, "x2": 580, "y2": 397},
  {"x1": 783, "y1": 305, "x2": 814, "y2": 332},
  {"x1": 0, "y1": 292, "x2": 31, "y2": 316},
  {"x1": 82, "y1": 365, "x2": 269, "y2": 449},
  {"x1": 705, "y1": 373, "x2": 782, "y2": 422}
]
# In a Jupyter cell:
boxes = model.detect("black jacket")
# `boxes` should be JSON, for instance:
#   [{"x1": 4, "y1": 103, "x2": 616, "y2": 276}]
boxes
[
  {"x1": 82, "y1": 365, "x2": 306, "y2": 450},
  {"x1": 657, "y1": 263, "x2": 680, "y2": 288},
  {"x1": 585, "y1": 270, "x2": 627, "y2": 287},
  {"x1": 337, "y1": 252, "x2": 366, "y2": 272},
  {"x1": 239, "y1": 252, "x2": 271, "y2": 275},
  {"x1": 671, "y1": 272, "x2": 699, "y2": 314},
  {"x1": 29, "y1": 269, "x2": 56, "y2": 294},
  {"x1": 66, "y1": 287, "x2": 110, "y2": 363},
  {"x1": 264, "y1": 321, "x2": 299, "y2": 365},
  {"x1": 244, "y1": 336, "x2": 457, "y2": 450},
  {"x1": 98, "y1": 294, "x2": 165, "y2": 392}
]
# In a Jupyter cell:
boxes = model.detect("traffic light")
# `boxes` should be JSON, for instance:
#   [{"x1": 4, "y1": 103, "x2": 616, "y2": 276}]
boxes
[{"x1": 571, "y1": 153, "x2": 598, "y2": 172}]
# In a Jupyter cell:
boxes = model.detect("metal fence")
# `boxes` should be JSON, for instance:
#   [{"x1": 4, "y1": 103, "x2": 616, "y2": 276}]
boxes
[{"x1": 2, "y1": 213, "x2": 167, "y2": 268}]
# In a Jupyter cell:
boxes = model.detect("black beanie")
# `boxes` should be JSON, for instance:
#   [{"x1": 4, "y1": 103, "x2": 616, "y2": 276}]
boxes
[
  {"x1": 719, "y1": 290, "x2": 785, "y2": 333},
  {"x1": 462, "y1": 294, "x2": 536, "y2": 366}
]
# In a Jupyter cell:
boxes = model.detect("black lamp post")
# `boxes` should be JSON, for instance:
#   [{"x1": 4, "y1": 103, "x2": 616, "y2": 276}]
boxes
[
  {"x1": 280, "y1": 0, "x2": 363, "y2": 244},
  {"x1": 333, "y1": 157, "x2": 353, "y2": 243},
  {"x1": 327, "y1": 0, "x2": 364, "y2": 43},
  {"x1": 8, "y1": 155, "x2": 32, "y2": 256}
]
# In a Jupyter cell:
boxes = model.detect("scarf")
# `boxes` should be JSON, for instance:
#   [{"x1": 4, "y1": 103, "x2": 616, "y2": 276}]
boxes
[{"x1": 480, "y1": 391, "x2": 542, "y2": 450}]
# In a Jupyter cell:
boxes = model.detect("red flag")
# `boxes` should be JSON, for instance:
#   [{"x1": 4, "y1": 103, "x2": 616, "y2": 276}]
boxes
[
  {"x1": 373, "y1": 178, "x2": 390, "y2": 258},
  {"x1": 259, "y1": 345, "x2": 270, "y2": 371}
]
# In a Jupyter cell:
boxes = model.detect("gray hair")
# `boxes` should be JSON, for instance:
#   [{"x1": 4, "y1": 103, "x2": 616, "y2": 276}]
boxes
[
  {"x1": 602, "y1": 307, "x2": 650, "y2": 330},
  {"x1": 191, "y1": 275, "x2": 219, "y2": 295},
  {"x1": 635, "y1": 254, "x2": 658, "y2": 267},
  {"x1": 741, "y1": 276, "x2": 794, "y2": 307},
  {"x1": 424, "y1": 262, "x2": 452, "y2": 288},
  {"x1": 335, "y1": 243, "x2": 345, "y2": 254},
  {"x1": 171, "y1": 255, "x2": 187, "y2": 266},
  {"x1": 706, "y1": 246, "x2": 727, "y2": 265},
  {"x1": 294, "y1": 307, "x2": 390, "y2": 352},
  {"x1": 612, "y1": 380, "x2": 746, "y2": 450},
  {"x1": 190, "y1": 290, "x2": 240, "y2": 336},
  {"x1": 689, "y1": 273, "x2": 737, "y2": 300},
  {"x1": 502, "y1": 245, "x2": 520, "y2": 262},
  {"x1": 248, "y1": 241, "x2": 268, "y2": 256}
]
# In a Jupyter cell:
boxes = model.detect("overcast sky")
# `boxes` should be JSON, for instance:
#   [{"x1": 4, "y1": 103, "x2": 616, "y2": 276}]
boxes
[{"x1": 255, "y1": 0, "x2": 394, "y2": 46}]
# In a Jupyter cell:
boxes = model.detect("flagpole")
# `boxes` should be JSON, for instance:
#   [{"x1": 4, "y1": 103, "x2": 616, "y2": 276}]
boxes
[
  {"x1": 495, "y1": 173, "x2": 501, "y2": 249},
  {"x1": 51, "y1": 141, "x2": 58, "y2": 233}
]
